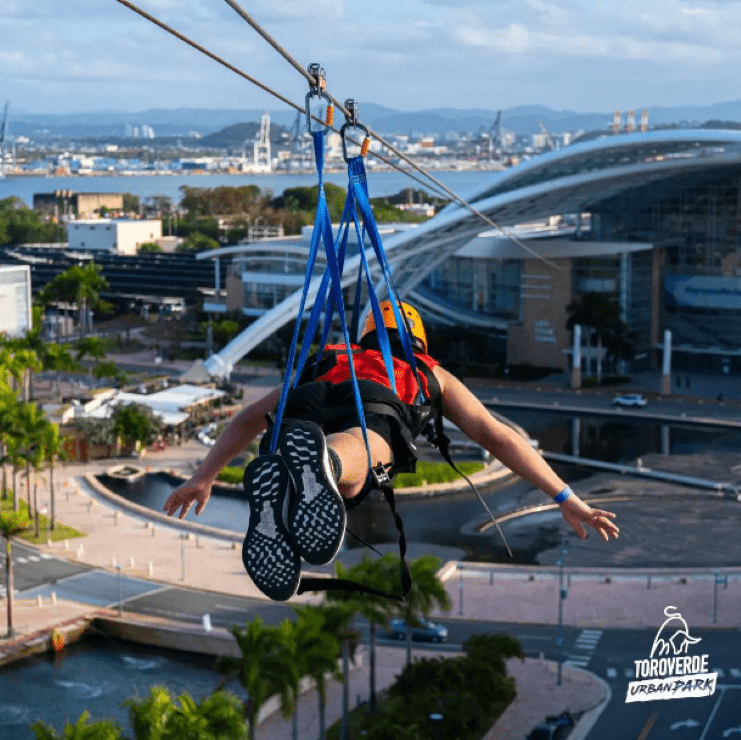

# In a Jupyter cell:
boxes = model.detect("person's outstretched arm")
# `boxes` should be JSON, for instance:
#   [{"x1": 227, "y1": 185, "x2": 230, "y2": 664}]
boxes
[
  {"x1": 435, "y1": 367, "x2": 619, "y2": 542},
  {"x1": 163, "y1": 386, "x2": 281, "y2": 520}
]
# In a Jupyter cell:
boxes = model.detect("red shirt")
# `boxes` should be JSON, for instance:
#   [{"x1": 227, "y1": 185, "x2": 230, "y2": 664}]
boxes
[{"x1": 314, "y1": 344, "x2": 439, "y2": 404}]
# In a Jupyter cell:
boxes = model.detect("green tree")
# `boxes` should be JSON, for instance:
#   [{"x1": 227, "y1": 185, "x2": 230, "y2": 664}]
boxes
[
  {"x1": 0, "y1": 508, "x2": 31, "y2": 637},
  {"x1": 123, "y1": 685, "x2": 246, "y2": 740},
  {"x1": 177, "y1": 231, "x2": 220, "y2": 252},
  {"x1": 138, "y1": 242, "x2": 162, "y2": 253},
  {"x1": 384, "y1": 553, "x2": 452, "y2": 666},
  {"x1": 111, "y1": 403, "x2": 162, "y2": 452},
  {"x1": 287, "y1": 606, "x2": 343, "y2": 740},
  {"x1": 0, "y1": 197, "x2": 65, "y2": 245},
  {"x1": 41, "y1": 263, "x2": 110, "y2": 338},
  {"x1": 93, "y1": 360, "x2": 130, "y2": 387},
  {"x1": 201, "y1": 319, "x2": 240, "y2": 349},
  {"x1": 0, "y1": 389, "x2": 22, "y2": 501},
  {"x1": 75, "y1": 335, "x2": 107, "y2": 389},
  {"x1": 216, "y1": 616, "x2": 298, "y2": 740},
  {"x1": 42, "y1": 341, "x2": 81, "y2": 401},
  {"x1": 0, "y1": 338, "x2": 41, "y2": 402},
  {"x1": 328, "y1": 556, "x2": 395, "y2": 715},
  {"x1": 123, "y1": 193, "x2": 140, "y2": 213},
  {"x1": 30, "y1": 710, "x2": 123, "y2": 739},
  {"x1": 14, "y1": 401, "x2": 49, "y2": 534},
  {"x1": 41, "y1": 422, "x2": 68, "y2": 532}
]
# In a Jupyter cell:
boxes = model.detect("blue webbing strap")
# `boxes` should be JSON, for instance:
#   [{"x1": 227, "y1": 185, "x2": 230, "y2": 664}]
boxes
[
  {"x1": 346, "y1": 156, "x2": 423, "y2": 400},
  {"x1": 269, "y1": 131, "x2": 333, "y2": 452}
]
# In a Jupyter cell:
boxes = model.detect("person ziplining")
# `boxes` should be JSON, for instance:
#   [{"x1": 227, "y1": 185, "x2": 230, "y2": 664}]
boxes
[{"x1": 163, "y1": 68, "x2": 619, "y2": 602}]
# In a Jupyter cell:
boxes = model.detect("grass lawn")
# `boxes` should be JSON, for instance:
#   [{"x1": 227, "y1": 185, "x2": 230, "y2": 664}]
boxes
[
  {"x1": 0, "y1": 496, "x2": 84, "y2": 544},
  {"x1": 394, "y1": 460, "x2": 484, "y2": 488}
]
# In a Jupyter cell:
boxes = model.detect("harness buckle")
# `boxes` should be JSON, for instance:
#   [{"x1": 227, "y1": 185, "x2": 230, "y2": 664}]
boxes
[
  {"x1": 341, "y1": 98, "x2": 371, "y2": 162},
  {"x1": 371, "y1": 462, "x2": 392, "y2": 489},
  {"x1": 305, "y1": 63, "x2": 334, "y2": 134}
]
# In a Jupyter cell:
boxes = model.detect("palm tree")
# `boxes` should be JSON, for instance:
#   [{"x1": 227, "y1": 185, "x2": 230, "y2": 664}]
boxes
[
  {"x1": 216, "y1": 616, "x2": 297, "y2": 740},
  {"x1": 0, "y1": 340, "x2": 41, "y2": 402},
  {"x1": 123, "y1": 684, "x2": 172, "y2": 739},
  {"x1": 15, "y1": 401, "x2": 49, "y2": 534},
  {"x1": 328, "y1": 556, "x2": 395, "y2": 715},
  {"x1": 124, "y1": 685, "x2": 246, "y2": 740},
  {"x1": 566, "y1": 292, "x2": 623, "y2": 385},
  {"x1": 93, "y1": 360, "x2": 131, "y2": 388},
  {"x1": 74, "y1": 335, "x2": 107, "y2": 391},
  {"x1": 41, "y1": 421, "x2": 67, "y2": 532},
  {"x1": 1, "y1": 508, "x2": 31, "y2": 637},
  {"x1": 30, "y1": 710, "x2": 123, "y2": 739},
  {"x1": 164, "y1": 691, "x2": 245, "y2": 740},
  {"x1": 379, "y1": 553, "x2": 452, "y2": 666},
  {"x1": 0, "y1": 389, "x2": 22, "y2": 501},
  {"x1": 288, "y1": 606, "x2": 343, "y2": 740},
  {"x1": 41, "y1": 341, "x2": 81, "y2": 402},
  {"x1": 40, "y1": 263, "x2": 110, "y2": 339}
]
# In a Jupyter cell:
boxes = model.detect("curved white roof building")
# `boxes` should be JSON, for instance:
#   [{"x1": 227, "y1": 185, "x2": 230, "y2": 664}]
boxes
[{"x1": 203, "y1": 130, "x2": 741, "y2": 379}]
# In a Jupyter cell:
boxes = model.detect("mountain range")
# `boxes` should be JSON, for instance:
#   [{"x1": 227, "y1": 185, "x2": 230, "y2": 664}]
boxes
[{"x1": 11, "y1": 100, "x2": 741, "y2": 140}]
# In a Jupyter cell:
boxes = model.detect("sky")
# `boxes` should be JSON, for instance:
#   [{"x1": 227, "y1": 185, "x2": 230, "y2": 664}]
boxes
[{"x1": 4, "y1": 0, "x2": 741, "y2": 115}]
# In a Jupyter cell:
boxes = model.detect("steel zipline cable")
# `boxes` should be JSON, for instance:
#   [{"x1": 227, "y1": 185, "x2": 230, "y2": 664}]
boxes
[
  {"x1": 218, "y1": 0, "x2": 563, "y2": 267},
  {"x1": 113, "y1": 0, "x2": 560, "y2": 266},
  {"x1": 112, "y1": 0, "x2": 452, "y2": 201}
]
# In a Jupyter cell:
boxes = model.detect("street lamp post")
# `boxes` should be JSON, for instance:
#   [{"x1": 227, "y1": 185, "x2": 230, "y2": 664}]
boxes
[
  {"x1": 429, "y1": 713, "x2": 443, "y2": 740},
  {"x1": 557, "y1": 537, "x2": 568, "y2": 685}
]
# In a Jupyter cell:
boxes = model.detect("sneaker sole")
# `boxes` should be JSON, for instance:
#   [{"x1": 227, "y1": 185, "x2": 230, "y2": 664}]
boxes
[
  {"x1": 279, "y1": 420, "x2": 346, "y2": 565},
  {"x1": 241, "y1": 455, "x2": 301, "y2": 601}
]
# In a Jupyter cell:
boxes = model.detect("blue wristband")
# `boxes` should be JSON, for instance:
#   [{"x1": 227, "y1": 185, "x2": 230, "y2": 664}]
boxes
[{"x1": 553, "y1": 486, "x2": 573, "y2": 504}]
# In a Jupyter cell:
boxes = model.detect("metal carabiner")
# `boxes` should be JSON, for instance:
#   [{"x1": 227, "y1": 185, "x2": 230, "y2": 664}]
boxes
[
  {"x1": 340, "y1": 99, "x2": 371, "y2": 162},
  {"x1": 305, "y1": 63, "x2": 334, "y2": 135}
]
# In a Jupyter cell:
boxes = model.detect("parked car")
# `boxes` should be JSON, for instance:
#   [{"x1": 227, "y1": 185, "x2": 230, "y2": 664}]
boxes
[
  {"x1": 526, "y1": 712, "x2": 575, "y2": 740},
  {"x1": 611, "y1": 393, "x2": 647, "y2": 407},
  {"x1": 388, "y1": 617, "x2": 448, "y2": 643}
]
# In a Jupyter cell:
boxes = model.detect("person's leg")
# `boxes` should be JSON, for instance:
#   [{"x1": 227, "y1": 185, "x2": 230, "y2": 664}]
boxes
[{"x1": 326, "y1": 427, "x2": 394, "y2": 499}]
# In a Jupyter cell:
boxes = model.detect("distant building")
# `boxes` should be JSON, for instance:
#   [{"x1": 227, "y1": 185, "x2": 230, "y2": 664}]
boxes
[
  {"x1": 66, "y1": 219, "x2": 163, "y2": 255},
  {"x1": 0, "y1": 265, "x2": 32, "y2": 337},
  {"x1": 34, "y1": 190, "x2": 124, "y2": 219}
]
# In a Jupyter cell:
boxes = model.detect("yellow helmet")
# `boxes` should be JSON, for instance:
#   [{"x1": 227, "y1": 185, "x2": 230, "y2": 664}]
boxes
[{"x1": 361, "y1": 300, "x2": 428, "y2": 353}]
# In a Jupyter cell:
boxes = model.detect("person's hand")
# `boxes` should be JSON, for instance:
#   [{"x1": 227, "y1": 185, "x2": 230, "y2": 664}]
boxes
[
  {"x1": 163, "y1": 477, "x2": 212, "y2": 519},
  {"x1": 559, "y1": 493, "x2": 619, "y2": 541}
]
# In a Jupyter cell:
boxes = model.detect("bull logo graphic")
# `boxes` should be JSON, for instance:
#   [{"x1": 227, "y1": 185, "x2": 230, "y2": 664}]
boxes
[{"x1": 650, "y1": 606, "x2": 702, "y2": 658}]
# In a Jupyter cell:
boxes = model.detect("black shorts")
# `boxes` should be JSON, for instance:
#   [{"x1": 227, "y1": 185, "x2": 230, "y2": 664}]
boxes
[{"x1": 283, "y1": 380, "x2": 418, "y2": 472}]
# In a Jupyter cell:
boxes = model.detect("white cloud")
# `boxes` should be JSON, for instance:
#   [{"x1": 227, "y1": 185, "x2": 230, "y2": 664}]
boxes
[
  {"x1": 455, "y1": 23, "x2": 530, "y2": 52},
  {"x1": 3, "y1": 0, "x2": 741, "y2": 113}
]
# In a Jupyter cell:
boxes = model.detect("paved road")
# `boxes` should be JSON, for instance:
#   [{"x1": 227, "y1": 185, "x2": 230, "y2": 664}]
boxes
[{"x1": 470, "y1": 384, "x2": 741, "y2": 428}]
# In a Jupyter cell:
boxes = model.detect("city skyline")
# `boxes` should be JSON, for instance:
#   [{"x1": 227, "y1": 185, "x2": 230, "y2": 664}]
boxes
[{"x1": 4, "y1": 0, "x2": 741, "y2": 116}]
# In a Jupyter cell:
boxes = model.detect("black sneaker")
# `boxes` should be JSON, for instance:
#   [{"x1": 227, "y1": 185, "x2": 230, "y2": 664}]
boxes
[
  {"x1": 278, "y1": 419, "x2": 346, "y2": 565},
  {"x1": 241, "y1": 454, "x2": 301, "y2": 601}
]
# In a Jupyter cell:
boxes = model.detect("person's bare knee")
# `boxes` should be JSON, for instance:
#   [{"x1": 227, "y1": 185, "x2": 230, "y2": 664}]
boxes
[{"x1": 326, "y1": 428, "x2": 393, "y2": 499}]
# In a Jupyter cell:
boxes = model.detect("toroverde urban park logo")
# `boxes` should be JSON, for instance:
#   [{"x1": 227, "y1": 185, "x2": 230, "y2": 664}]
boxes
[{"x1": 626, "y1": 606, "x2": 717, "y2": 703}]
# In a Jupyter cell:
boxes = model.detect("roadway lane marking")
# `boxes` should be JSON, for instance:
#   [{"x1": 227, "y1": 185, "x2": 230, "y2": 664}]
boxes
[
  {"x1": 625, "y1": 668, "x2": 635, "y2": 678},
  {"x1": 698, "y1": 686, "x2": 726, "y2": 740},
  {"x1": 714, "y1": 668, "x2": 725, "y2": 678},
  {"x1": 565, "y1": 659, "x2": 590, "y2": 667},
  {"x1": 118, "y1": 585, "x2": 171, "y2": 605},
  {"x1": 514, "y1": 634, "x2": 551, "y2": 641},
  {"x1": 607, "y1": 668, "x2": 618, "y2": 678},
  {"x1": 16, "y1": 557, "x2": 27, "y2": 563},
  {"x1": 730, "y1": 669, "x2": 741, "y2": 679},
  {"x1": 580, "y1": 629, "x2": 603, "y2": 636},
  {"x1": 28, "y1": 556, "x2": 40, "y2": 562},
  {"x1": 41, "y1": 554, "x2": 53, "y2": 560}
]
